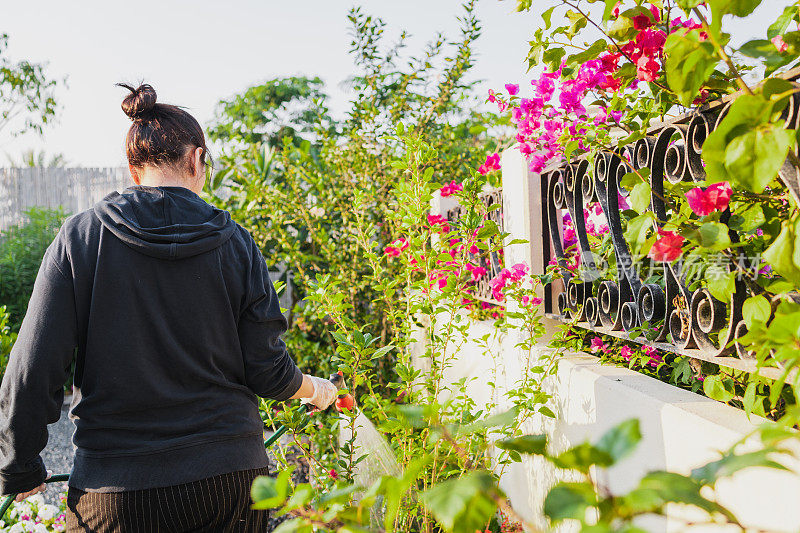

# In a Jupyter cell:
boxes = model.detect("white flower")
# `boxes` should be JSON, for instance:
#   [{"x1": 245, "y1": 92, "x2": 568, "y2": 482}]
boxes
[
  {"x1": 33, "y1": 524, "x2": 49, "y2": 533},
  {"x1": 9, "y1": 521, "x2": 30, "y2": 533},
  {"x1": 309, "y1": 206, "x2": 325, "y2": 217},
  {"x1": 36, "y1": 504, "x2": 58, "y2": 522},
  {"x1": 24, "y1": 494, "x2": 44, "y2": 508},
  {"x1": 53, "y1": 523, "x2": 66, "y2": 532}
]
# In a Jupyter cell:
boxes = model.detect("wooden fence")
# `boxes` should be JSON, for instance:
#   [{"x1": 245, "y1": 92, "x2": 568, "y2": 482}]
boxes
[{"x1": 0, "y1": 167, "x2": 131, "y2": 231}]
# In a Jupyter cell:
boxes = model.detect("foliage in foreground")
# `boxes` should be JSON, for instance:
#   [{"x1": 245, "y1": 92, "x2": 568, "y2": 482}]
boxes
[{"x1": 250, "y1": 134, "x2": 790, "y2": 532}]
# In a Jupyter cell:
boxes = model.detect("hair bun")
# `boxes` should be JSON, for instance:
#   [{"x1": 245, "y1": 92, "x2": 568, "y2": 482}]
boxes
[{"x1": 118, "y1": 83, "x2": 157, "y2": 120}]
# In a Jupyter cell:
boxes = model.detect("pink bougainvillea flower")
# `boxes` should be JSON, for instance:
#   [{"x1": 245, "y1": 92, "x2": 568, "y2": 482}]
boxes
[
  {"x1": 487, "y1": 89, "x2": 497, "y2": 103},
  {"x1": 489, "y1": 276, "x2": 507, "y2": 301},
  {"x1": 478, "y1": 152, "x2": 502, "y2": 175},
  {"x1": 384, "y1": 238, "x2": 409, "y2": 257},
  {"x1": 649, "y1": 229, "x2": 684, "y2": 262},
  {"x1": 329, "y1": 469, "x2": 339, "y2": 479},
  {"x1": 466, "y1": 262, "x2": 488, "y2": 281},
  {"x1": 511, "y1": 262, "x2": 529, "y2": 280},
  {"x1": 685, "y1": 181, "x2": 732, "y2": 216},
  {"x1": 590, "y1": 336, "x2": 609, "y2": 354},
  {"x1": 505, "y1": 83, "x2": 520, "y2": 95},
  {"x1": 621, "y1": 345, "x2": 633, "y2": 360},
  {"x1": 772, "y1": 35, "x2": 789, "y2": 53},
  {"x1": 439, "y1": 180, "x2": 464, "y2": 197}
]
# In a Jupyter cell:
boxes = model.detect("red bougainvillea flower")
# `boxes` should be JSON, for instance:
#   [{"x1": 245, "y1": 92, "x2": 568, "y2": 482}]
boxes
[
  {"x1": 505, "y1": 83, "x2": 520, "y2": 96},
  {"x1": 440, "y1": 180, "x2": 464, "y2": 197},
  {"x1": 649, "y1": 229, "x2": 684, "y2": 262},
  {"x1": 685, "y1": 181, "x2": 732, "y2": 216},
  {"x1": 478, "y1": 152, "x2": 501, "y2": 175},
  {"x1": 383, "y1": 238, "x2": 409, "y2": 257},
  {"x1": 772, "y1": 35, "x2": 789, "y2": 52}
]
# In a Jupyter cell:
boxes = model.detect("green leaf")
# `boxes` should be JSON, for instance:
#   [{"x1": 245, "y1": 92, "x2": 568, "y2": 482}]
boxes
[
  {"x1": 542, "y1": 6, "x2": 556, "y2": 28},
  {"x1": 727, "y1": 203, "x2": 765, "y2": 232},
  {"x1": 742, "y1": 295, "x2": 771, "y2": 328},
  {"x1": 768, "y1": 5, "x2": 798, "y2": 39},
  {"x1": 496, "y1": 434, "x2": 548, "y2": 455},
  {"x1": 552, "y1": 442, "x2": 614, "y2": 473},
  {"x1": 543, "y1": 482, "x2": 597, "y2": 523},
  {"x1": 629, "y1": 181, "x2": 651, "y2": 214},
  {"x1": 709, "y1": 0, "x2": 760, "y2": 19},
  {"x1": 272, "y1": 519, "x2": 311, "y2": 533},
  {"x1": 691, "y1": 448, "x2": 790, "y2": 485},
  {"x1": 703, "y1": 374, "x2": 735, "y2": 402},
  {"x1": 687, "y1": 222, "x2": 731, "y2": 251},
  {"x1": 724, "y1": 127, "x2": 794, "y2": 193},
  {"x1": 676, "y1": 0, "x2": 703, "y2": 8},
  {"x1": 422, "y1": 471, "x2": 499, "y2": 533},
  {"x1": 763, "y1": 221, "x2": 800, "y2": 286},
  {"x1": 251, "y1": 470, "x2": 292, "y2": 510},
  {"x1": 602, "y1": 0, "x2": 618, "y2": 21},
  {"x1": 705, "y1": 266, "x2": 735, "y2": 302},
  {"x1": 595, "y1": 419, "x2": 642, "y2": 463},
  {"x1": 664, "y1": 30, "x2": 717, "y2": 106},
  {"x1": 624, "y1": 213, "x2": 654, "y2": 256},
  {"x1": 623, "y1": 471, "x2": 728, "y2": 517}
]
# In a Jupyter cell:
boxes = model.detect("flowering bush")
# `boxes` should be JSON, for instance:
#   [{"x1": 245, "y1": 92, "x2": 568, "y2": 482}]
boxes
[
  {"x1": 1, "y1": 493, "x2": 66, "y2": 533},
  {"x1": 204, "y1": 1, "x2": 800, "y2": 531}
]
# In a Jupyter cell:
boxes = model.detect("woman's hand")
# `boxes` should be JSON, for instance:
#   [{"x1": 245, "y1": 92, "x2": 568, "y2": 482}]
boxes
[
  {"x1": 14, "y1": 471, "x2": 50, "y2": 502},
  {"x1": 299, "y1": 375, "x2": 339, "y2": 410}
]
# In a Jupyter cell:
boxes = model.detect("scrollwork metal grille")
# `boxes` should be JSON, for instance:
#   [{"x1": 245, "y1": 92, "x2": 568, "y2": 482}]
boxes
[{"x1": 541, "y1": 89, "x2": 800, "y2": 380}]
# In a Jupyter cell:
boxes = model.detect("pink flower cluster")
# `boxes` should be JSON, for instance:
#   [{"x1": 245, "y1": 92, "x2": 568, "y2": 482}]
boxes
[
  {"x1": 478, "y1": 153, "x2": 501, "y2": 175},
  {"x1": 384, "y1": 238, "x2": 409, "y2": 257},
  {"x1": 440, "y1": 180, "x2": 464, "y2": 197},
  {"x1": 488, "y1": 4, "x2": 711, "y2": 178},
  {"x1": 487, "y1": 262, "x2": 542, "y2": 306},
  {"x1": 685, "y1": 181, "x2": 732, "y2": 216}
]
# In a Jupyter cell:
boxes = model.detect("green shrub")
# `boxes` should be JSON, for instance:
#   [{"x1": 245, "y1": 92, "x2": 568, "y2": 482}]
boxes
[{"x1": 0, "y1": 207, "x2": 67, "y2": 331}]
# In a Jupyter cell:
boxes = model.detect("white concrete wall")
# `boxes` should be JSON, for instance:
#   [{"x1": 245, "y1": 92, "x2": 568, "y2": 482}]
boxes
[{"x1": 418, "y1": 148, "x2": 800, "y2": 532}]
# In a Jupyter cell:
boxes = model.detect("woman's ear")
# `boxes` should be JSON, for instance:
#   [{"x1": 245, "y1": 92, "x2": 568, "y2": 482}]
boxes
[
  {"x1": 192, "y1": 147, "x2": 204, "y2": 182},
  {"x1": 129, "y1": 164, "x2": 140, "y2": 185}
]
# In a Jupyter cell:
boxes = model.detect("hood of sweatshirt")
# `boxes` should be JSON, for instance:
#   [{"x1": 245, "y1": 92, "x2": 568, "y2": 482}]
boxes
[{"x1": 93, "y1": 185, "x2": 237, "y2": 260}]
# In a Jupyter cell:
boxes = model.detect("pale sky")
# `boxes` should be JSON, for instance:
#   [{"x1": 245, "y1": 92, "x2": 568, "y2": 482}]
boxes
[{"x1": 0, "y1": 0, "x2": 786, "y2": 167}]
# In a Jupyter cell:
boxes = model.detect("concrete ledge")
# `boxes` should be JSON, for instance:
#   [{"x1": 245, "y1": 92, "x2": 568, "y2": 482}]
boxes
[{"x1": 420, "y1": 320, "x2": 800, "y2": 532}]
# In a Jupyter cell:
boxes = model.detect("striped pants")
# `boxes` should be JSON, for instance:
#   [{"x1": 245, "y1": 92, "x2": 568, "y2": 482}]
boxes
[{"x1": 66, "y1": 467, "x2": 270, "y2": 532}]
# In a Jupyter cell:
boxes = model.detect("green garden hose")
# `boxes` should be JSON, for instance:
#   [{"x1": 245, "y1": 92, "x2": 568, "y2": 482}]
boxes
[{"x1": 0, "y1": 474, "x2": 69, "y2": 519}]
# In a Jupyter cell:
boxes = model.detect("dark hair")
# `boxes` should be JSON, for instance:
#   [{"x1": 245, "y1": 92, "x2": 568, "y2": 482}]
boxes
[{"x1": 117, "y1": 83, "x2": 210, "y2": 173}]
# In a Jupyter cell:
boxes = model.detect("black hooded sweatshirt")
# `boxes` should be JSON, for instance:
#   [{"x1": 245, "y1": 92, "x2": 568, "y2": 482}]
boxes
[{"x1": 0, "y1": 185, "x2": 304, "y2": 494}]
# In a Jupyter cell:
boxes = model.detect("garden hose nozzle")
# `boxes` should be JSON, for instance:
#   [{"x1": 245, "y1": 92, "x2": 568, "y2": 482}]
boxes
[{"x1": 332, "y1": 371, "x2": 355, "y2": 412}]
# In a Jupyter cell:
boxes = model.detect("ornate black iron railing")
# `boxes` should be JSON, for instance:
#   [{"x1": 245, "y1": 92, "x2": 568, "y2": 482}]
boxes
[
  {"x1": 541, "y1": 86, "x2": 800, "y2": 380},
  {"x1": 447, "y1": 188, "x2": 504, "y2": 305}
]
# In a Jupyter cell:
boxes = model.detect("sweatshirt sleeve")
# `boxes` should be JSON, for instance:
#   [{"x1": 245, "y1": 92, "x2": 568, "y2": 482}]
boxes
[
  {"x1": 0, "y1": 238, "x2": 77, "y2": 496},
  {"x1": 238, "y1": 239, "x2": 303, "y2": 401}
]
